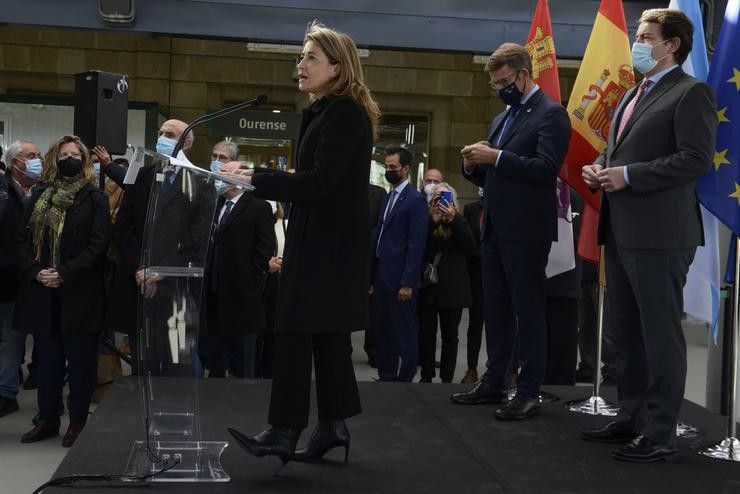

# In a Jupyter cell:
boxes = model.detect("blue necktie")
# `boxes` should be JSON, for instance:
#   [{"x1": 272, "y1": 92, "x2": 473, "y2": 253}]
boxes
[
  {"x1": 376, "y1": 190, "x2": 398, "y2": 257},
  {"x1": 495, "y1": 105, "x2": 522, "y2": 147},
  {"x1": 161, "y1": 169, "x2": 176, "y2": 194},
  {"x1": 219, "y1": 200, "x2": 234, "y2": 228}
]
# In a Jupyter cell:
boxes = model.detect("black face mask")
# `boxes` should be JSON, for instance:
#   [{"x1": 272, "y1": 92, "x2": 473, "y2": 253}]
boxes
[
  {"x1": 58, "y1": 157, "x2": 83, "y2": 177},
  {"x1": 385, "y1": 169, "x2": 402, "y2": 185},
  {"x1": 498, "y1": 72, "x2": 524, "y2": 107}
]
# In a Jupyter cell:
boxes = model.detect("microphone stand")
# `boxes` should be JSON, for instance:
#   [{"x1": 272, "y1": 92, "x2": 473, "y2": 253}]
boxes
[{"x1": 171, "y1": 94, "x2": 268, "y2": 157}]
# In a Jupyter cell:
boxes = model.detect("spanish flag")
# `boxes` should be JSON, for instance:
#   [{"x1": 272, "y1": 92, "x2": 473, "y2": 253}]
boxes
[{"x1": 563, "y1": 0, "x2": 635, "y2": 262}]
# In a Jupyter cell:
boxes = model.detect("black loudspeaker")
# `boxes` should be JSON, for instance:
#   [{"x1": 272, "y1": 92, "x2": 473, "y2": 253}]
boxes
[{"x1": 74, "y1": 71, "x2": 129, "y2": 155}]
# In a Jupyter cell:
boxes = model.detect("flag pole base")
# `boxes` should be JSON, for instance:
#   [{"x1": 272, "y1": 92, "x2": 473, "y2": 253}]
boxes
[
  {"x1": 692, "y1": 437, "x2": 740, "y2": 462},
  {"x1": 676, "y1": 422, "x2": 702, "y2": 439},
  {"x1": 563, "y1": 395, "x2": 619, "y2": 416}
]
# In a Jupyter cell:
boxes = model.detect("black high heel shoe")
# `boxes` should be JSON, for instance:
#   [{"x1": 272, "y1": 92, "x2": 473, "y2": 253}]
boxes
[
  {"x1": 292, "y1": 419, "x2": 350, "y2": 463},
  {"x1": 227, "y1": 426, "x2": 302, "y2": 475}
]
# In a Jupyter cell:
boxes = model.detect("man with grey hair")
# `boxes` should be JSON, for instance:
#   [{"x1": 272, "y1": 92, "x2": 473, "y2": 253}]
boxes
[
  {"x1": 210, "y1": 141, "x2": 239, "y2": 170},
  {"x1": 0, "y1": 139, "x2": 42, "y2": 417}
]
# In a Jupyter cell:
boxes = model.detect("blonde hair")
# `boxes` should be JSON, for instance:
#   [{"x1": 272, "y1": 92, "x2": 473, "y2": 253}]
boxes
[
  {"x1": 304, "y1": 21, "x2": 381, "y2": 137},
  {"x1": 42, "y1": 135, "x2": 96, "y2": 185}
]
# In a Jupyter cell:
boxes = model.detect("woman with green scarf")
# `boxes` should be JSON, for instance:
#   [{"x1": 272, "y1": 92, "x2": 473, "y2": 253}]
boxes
[{"x1": 15, "y1": 135, "x2": 111, "y2": 448}]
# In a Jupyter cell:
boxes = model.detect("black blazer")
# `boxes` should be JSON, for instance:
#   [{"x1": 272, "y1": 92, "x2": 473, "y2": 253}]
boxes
[
  {"x1": 462, "y1": 200, "x2": 483, "y2": 264},
  {"x1": 595, "y1": 67, "x2": 717, "y2": 250},
  {"x1": 205, "y1": 193, "x2": 275, "y2": 335},
  {"x1": 251, "y1": 96, "x2": 373, "y2": 335},
  {"x1": 0, "y1": 177, "x2": 25, "y2": 302},
  {"x1": 463, "y1": 89, "x2": 572, "y2": 242},
  {"x1": 418, "y1": 214, "x2": 475, "y2": 309},
  {"x1": 15, "y1": 182, "x2": 111, "y2": 335}
]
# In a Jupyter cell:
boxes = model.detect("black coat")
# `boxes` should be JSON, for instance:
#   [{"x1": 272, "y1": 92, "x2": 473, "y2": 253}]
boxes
[
  {"x1": 205, "y1": 193, "x2": 275, "y2": 335},
  {"x1": 15, "y1": 183, "x2": 111, "y2": 334},
  {"x1": 251, "y1": 96, "x2": 373, "y2": 335},
  {"x1": 462, "y1": 200, "x2": 483, "y2": 264},
  {"x1": 418, "y1": 214, "x2": 475, "y2": 309},
  {"x1": 0, "y1": 177, "x2": 25, "y2": 303}
]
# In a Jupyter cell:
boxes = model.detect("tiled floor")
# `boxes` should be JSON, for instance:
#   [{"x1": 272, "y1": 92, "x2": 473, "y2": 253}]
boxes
[{"x1": 0, "y1": 315, "x2": 719, "y2": 493}]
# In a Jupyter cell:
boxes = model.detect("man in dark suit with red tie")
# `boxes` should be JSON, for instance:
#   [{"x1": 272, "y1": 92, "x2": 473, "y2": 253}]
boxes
[
  {"x1": 451, "y1": 43, "x2": 571, "y2": 420},
  {"x1": 581, "y1": 9, "x2": 717, "y2": 462}
]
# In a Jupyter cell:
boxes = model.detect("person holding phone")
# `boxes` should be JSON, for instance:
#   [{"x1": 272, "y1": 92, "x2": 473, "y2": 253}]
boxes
[
  {"x1": 417, "y1": 183, "x2": 475, "y2": 383},
  {"x1": 224, "y1": 22, "x2": 380, "y2": 473}
]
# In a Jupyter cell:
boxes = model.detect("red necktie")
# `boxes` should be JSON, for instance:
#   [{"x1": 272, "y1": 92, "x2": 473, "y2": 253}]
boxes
[{"x1": 616, "y1": 79, "x2": 653, "y2": 141}]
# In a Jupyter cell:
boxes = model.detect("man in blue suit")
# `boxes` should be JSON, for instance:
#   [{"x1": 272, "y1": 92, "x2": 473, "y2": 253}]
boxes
[
  {"x1": 451, "y1": 43, "x2": 571, "y2": 420},
  {"x1": 372, "y1": 147, "x2": 429, "y2": 382}
]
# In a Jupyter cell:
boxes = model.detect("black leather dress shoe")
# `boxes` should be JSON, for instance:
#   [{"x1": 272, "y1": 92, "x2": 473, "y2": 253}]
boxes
[
  {"x1": 450, "y1": 381, "x2": 508, "y2": 405},
  {"x1": 293, "y1": 420, "x2": 350, "y2": 463},
  {"x1": 581, "y1": 421, "x2": 640, "y2": 443},
  {"x1": 612, "y1": 435, "x2": 677, "y2": 462},
  {"x1": 494, "y1": 392, "x2": 541, "y2": 421},
  {"x1": 227, "y1": 426, "x2": 302, "y2": 475}
]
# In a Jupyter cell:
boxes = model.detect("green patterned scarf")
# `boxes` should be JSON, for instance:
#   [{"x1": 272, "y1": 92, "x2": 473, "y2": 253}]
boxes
[{"x1": 29, "y1": 176, "x2": 88, "y2": 266}]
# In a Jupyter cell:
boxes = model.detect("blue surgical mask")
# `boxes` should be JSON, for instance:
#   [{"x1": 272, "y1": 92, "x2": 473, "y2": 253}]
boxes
[
  {"x1": 210, "y1": 160, "x2": 223, "y2": 173},
  {"x1": 214, "y1": 179, "x2": 231, "y2": 196},
  {"x1": 631, "y1": 40, "x2": 669, "y2": 75},
  {"x1": 498, "y1": 72, "x2": 524, "y2": 107},
  {"x1": 156, "y1": 136, "x2": 177, "y2": 157},
  {"x1": 20, "y1": 158, "x2": 43, "y2": 180}
]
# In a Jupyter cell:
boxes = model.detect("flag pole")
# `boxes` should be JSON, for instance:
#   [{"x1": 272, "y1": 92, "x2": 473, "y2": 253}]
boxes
[
  {"x1": 694, "y1": 236, "x2": 740, "y2": 461},
  {"x1": 564, "y1": 246, "x2": 620, "y2": 415}
]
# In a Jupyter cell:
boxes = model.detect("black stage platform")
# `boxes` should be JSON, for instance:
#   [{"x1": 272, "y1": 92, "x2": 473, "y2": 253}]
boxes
[{"x1": 48, "y1": 378, "x2": 740, "y2": 493}]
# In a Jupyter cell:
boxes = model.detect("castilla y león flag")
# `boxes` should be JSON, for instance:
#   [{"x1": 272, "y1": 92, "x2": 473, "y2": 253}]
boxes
[
  {"x1": 525, "y1": 0, "x2": 575, "y2": 277},
  {"x1": 563, "y1": 0, "x2": 635, "y2": 261}
]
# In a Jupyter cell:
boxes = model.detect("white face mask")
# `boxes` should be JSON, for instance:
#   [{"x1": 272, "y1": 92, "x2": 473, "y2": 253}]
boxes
[{"x1": 424, "y1": 183, "x2": 437, "y2": 197}]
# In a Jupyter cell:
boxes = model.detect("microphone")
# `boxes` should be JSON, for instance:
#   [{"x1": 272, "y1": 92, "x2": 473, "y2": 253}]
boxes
[{"x1": 171, "y1": 94, "x2": 268, "y2": 157}]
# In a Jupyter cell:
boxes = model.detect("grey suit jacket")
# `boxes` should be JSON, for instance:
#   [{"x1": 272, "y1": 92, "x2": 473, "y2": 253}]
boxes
[{"x1": 596, "y1": 67, "x2": 717, "y2": 250}]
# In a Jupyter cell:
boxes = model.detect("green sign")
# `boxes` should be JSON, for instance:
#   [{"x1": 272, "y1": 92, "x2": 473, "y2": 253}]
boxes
[{"x1": 208, "y1": 110, "x2": 301, "y2": 139}]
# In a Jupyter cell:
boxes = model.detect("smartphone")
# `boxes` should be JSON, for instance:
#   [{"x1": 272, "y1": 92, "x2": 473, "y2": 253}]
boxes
[{"x1": 439, "y1": 191, "x2": 453, "y2": 207}]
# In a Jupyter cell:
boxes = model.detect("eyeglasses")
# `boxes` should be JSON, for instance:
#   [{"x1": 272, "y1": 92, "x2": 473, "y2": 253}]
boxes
[{"x1": 488, "y1": 71, "x2": 519, "y2": 90}]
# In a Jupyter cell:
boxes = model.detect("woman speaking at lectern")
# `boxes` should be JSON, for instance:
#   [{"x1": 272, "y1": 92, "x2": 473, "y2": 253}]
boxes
[{"x1": 226, "y1": 22, "x2": 380, "y2": 472}]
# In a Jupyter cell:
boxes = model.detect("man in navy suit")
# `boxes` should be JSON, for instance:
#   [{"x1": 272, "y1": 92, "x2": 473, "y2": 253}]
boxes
[
  {"x1": 372, "y1": 147, "x2": 429, "y2": 382},
  {"x1": 451, "y1": 43, "x2": 571, "y2": 419}
]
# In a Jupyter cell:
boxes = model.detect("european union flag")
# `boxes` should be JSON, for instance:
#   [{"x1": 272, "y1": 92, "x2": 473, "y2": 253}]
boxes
[{"x1": 697, "y1": 0, "x2": 740, "y2": 234}]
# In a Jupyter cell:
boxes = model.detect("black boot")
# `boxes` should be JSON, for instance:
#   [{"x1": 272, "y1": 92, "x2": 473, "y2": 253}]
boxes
[
  {"x1": 227, "y1": 426, "x2": 301, "y2": 475},
  {"x1": 292, "y1": 420, "x2": 350, "y2": 463}
]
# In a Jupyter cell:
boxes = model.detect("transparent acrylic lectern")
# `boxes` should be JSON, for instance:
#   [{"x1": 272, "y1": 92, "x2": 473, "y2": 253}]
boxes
[{"x1": 123, "y1": 147, "x2": 253, "y2": 482}]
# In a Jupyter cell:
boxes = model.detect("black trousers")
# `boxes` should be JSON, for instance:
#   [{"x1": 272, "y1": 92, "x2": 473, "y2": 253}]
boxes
[
  {"x1": 466, "y1": 259, "x2": 485, "y2": 370},
  {"x1": 418, "y1": 304, "x2": 462, "y2": 382},
  {"x1": 36, "y1": 331, "x2": 98, "y2": 425},
  {"x1": 268, "y1": 332, "x2": 361, "y2": 429},
  {"x1": 544, "y1": 297, "x2": 578, "y2": 385},
  {"x1": 577, "y1": 278, "x2": 616, "y2": 381},
  {"x1": 605, "y1": 230, "x2": 694, "y2": 446}
]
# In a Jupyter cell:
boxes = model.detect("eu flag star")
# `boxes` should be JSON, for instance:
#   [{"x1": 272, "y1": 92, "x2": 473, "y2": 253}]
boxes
[
  {"x1": 730, "y1": 183, "x2": 740, "y2": 206},
  {"x1": 714, "y1": 149, "x2": 731, "y2": 171},
  {"x1": 729, "y1": 67, "x2": 740, "y2": 91},
  {"x1": 718, "y1": 107, "x2": 730, "y2": 123}
]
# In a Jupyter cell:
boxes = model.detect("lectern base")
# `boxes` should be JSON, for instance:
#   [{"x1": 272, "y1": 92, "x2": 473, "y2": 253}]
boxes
[{"x1": 124, "y1": 440, "x2": 229, "y2": 482}]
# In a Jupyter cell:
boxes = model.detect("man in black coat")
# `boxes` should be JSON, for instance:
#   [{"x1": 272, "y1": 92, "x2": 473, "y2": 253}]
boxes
[
  {"x1": 0, "y1": 139, "x2": 42, "y2": 417},
  {"x1": 205, "y1": 161, "x2": 275, "y2": 378},
  {"x1": 461, "y1": 188, "x2": 484, "y2": 384},
  {"x1": 109, "y1": 119, "x2": 194, "y2": 372}
]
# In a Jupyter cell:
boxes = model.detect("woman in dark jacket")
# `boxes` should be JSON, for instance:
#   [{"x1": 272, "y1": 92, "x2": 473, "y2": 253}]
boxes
[
  {"x1": 226, "y1": 22, "x2": 380, "y2": 473},
  {"x1": 418, "y1": 183, "x2": 475, "y2": 383},
  {"x1": 15, "y1": 135, "x2": 111, "y2": 447}
]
